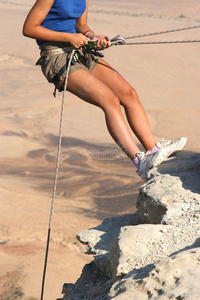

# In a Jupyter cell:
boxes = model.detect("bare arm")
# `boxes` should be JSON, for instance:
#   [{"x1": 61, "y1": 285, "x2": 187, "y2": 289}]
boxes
[
  {"x1": 76, "y1": 0, "x2": 111, "y2": 48},
  {"x1": 23, "y1": 0, "x2": 88, "y2": 48},
  {"x1": 76, "y1": 0, "x2": 92, "y2": 37}
]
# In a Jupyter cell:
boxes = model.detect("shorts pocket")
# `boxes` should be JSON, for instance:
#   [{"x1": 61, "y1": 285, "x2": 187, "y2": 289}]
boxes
[{"x1": 40, "y1": 53, "x2": 67, "y2": 84}]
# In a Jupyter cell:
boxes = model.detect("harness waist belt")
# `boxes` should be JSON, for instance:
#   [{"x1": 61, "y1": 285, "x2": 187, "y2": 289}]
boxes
[{"x1": 41, "y1": 47, "x2": 74, "y2": 56}]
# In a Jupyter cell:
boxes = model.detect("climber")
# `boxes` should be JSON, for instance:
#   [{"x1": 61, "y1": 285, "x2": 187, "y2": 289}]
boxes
[{"x1": 23, "y1": 0, "x2": 187, "y2": 181}]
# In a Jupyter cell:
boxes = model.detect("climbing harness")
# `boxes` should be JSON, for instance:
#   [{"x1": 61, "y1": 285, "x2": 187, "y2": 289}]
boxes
[
  {"x1": 40, "y1": 24, "x2": 200, "y2": 300},
  {"x1": 40, "y1": 46, "x2": 74, "y2": 56},
  {"x1": 40, "y1": 49, "x2": 75, "y2": 300},
  {"x1": 40, "y1": 44, "x2": 104, "y2": 58}
]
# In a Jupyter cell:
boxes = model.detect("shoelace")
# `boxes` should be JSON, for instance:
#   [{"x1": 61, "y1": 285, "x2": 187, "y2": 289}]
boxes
[
  {"x1": 157, "y1": 138, "x2": 173, "y2": 148},
  {"x1": 136, "y1": 150, "x2": 152, "y2": 161}
]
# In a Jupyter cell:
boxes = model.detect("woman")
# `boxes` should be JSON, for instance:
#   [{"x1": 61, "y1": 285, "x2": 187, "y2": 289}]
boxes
[{"x1": 23, "y1": 0, "x2": 187, "y2": 181}]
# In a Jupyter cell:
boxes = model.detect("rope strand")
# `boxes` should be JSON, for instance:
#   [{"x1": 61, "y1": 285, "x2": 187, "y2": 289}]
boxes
[
  {"x1": 108, "y1": 25, "x2": 200, "y2": 46},
  {"x1": 40, "y1": 49, "x2": 75, "y2": 300},
  {"x1": 117, "y1": 39, "x2": 200, "y2": 46},
  {"x1": 123, "y1": 25, "x2": 200, "y2": 40}
]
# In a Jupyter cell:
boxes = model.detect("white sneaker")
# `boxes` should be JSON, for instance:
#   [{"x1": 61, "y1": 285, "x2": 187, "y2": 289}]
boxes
[
  {"x1": 136, "y1": 151, "x2": 155, "y2": 181},
  {"x1": 152, "y1": 137, "x2": 187, "y2": 167}
]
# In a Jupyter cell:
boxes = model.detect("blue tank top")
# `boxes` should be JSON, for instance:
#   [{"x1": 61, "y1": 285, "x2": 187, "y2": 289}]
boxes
[{"x1": 37, "y1": 0, "x2": 86, "y2": 45}]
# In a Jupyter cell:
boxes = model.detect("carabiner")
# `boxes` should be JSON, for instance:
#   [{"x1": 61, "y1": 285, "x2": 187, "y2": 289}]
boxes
[{"x1": 110, "y1": 35, "x2": 126, "y2": 45}]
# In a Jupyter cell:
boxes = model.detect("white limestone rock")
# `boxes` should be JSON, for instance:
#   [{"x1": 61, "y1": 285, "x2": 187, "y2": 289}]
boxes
[
  {"x1": 108, "y1": 245, "x2": 200, "y2": 299},
  {"x1": 108, "y1": 223, "x2": 200, "y2": 279},
  {"x1": 60, "y1": 152, "x2": 200, "y2": 300},
  {"x1": 76, "y1": 212, "x2": 142, "y2": 277},
  {"x1": 137, "y1": 152, "x2": 200, "y2": 225},
  {"x1": 76, "y1": 212, "x2": 142, "y2": 256}
]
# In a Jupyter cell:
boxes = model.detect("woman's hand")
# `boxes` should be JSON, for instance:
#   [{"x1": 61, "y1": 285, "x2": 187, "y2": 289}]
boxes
[
  {"x1": 68, "y1": 33, "x2": 89, "y2": 49},
  {"x1": 92, "y1": 35, "x2": 111, "y2": 49}
]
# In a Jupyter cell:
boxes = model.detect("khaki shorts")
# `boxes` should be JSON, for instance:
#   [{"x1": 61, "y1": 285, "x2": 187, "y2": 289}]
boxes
[{"x1": 37, "y1": 42, "x2": 100, "y2": 92}]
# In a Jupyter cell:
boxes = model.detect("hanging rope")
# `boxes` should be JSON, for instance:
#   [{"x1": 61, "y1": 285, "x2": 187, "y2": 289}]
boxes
[{"x1": 40, "y1": 49, "x2": 75, "y2": 300}]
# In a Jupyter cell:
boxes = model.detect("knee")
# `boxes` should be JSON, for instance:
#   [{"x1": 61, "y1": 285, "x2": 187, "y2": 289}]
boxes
[
  {"x1": 121, "y1": 86, "x2": 140, "y2": 109},
  {"x1": 103, "y1": 94, "x2": 121, "y2": 113},
  {"x1": 129, "y1": 87, "x2": 139, "y2": 101}
]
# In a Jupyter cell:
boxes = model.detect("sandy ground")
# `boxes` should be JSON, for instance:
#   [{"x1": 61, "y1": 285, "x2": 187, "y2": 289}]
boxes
[{"x1": 0, "y1": 0, "x2": 200, "y2": 299}]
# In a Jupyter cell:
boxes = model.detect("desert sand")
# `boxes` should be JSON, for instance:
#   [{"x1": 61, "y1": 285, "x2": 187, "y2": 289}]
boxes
[{"x1": 0, "y1": 0, "x2": 200, "y2": 299}]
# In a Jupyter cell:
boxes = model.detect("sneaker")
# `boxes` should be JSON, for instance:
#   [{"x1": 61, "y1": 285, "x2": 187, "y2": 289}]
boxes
[
  {"x1": 152, "y1": 137, "x2": 187, "y2": 167},
  {"x1": 136, "y1": 150, "x2": 155, "y2": 181}
]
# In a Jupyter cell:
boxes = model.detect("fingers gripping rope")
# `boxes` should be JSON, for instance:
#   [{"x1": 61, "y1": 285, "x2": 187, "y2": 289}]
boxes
[{"x1": 40, "y1": 49, "x2": 75, "y2": 300}]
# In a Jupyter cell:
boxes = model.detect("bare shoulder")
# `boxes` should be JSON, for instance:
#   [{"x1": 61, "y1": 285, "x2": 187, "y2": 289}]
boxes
[
  {"x1": 23, "y1": 0, "x2": 53, "y2": 27},
  {"x1": 31, "y1": 0, "x2": 54, "y2": 12},
  {"x1": 26, "y1": 0, "x2": 54, "y2": 20}
]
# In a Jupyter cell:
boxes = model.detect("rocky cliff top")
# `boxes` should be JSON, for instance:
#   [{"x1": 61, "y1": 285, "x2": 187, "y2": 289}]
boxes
[{"x1": 58, "y1": 151, "x2": 200, "y2": 300}]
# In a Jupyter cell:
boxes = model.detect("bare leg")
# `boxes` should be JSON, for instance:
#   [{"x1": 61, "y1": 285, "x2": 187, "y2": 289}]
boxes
[
  {"x1": 92, "y1": 60, "x2": 156, "y2": 151},
  {"x1": 64, "y1": 69, "x2": 140, "y2": 160}
]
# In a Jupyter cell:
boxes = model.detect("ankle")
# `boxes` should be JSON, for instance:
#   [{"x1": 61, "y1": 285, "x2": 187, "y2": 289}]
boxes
[
  {"x1": 132, "y1": 156, "x2": 140, "y2": 169},
  {"x1": 150, "y1": 144, "x2": 159, "y2": 154}
]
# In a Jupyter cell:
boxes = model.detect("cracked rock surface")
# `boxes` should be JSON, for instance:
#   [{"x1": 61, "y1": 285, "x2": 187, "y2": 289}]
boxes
[{"x1": 59, "y1": 152, "x2": 200, "y2": 300}]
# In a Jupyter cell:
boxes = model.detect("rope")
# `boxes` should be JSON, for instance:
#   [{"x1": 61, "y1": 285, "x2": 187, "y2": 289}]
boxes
[
  {"x1": 40, "y1": 49, "x2": 75, "y2": 300},
  {"x1": 116, "y1": 39, "x2": 200, "y2": 46},
  {"x1": 108, "y1": 25, "x2": 200, "y2": 46},
  {"x1": 123, "y1": 25, "x2": 200, "y2": 40}
]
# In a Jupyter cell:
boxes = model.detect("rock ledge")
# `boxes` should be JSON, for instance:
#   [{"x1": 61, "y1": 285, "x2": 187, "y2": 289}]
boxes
[{"x1": 58, "y1": 152, "x2": 200, "y2": 300}]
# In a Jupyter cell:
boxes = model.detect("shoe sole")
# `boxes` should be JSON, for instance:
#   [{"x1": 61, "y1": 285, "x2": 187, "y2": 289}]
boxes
[
  {"x1": 152, "y1": 137, "x2": 187, "y2": 167},
  {"x1": 175, "y1": 137, "x2": 187, "y2": 151}
]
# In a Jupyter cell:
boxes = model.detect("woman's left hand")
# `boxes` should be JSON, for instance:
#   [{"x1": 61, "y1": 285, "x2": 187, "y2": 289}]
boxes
[{"x1": 92, "y1": 35, "x2": 111, "y2": 49}]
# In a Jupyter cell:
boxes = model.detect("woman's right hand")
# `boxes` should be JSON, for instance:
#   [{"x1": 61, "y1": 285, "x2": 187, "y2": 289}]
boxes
[{"x1": 68, "y1": 33, "x2": 88, "y2": 49}]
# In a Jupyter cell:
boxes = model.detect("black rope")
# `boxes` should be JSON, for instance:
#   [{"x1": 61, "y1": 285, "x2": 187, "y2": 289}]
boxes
[{"x1": 40, "y1": 228, "x2": 51, "y2": 300}]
